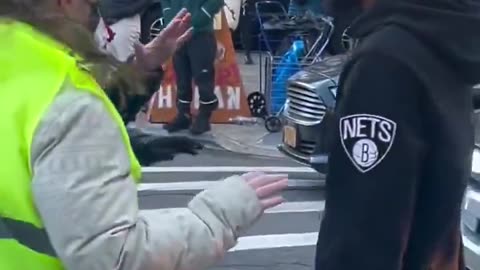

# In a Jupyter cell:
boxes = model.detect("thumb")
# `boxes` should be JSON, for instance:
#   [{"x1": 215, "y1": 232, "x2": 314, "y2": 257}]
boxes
[{"x1": 133, "y1": 42, "x2": 149, "y2": 69}]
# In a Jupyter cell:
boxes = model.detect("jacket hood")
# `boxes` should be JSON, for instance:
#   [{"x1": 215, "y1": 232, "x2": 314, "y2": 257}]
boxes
[{"x1": 349, "y1": 0, "x2": 480, "y2": 85}]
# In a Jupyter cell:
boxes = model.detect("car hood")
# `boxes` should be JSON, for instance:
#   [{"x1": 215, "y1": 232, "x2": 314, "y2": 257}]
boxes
[{"x1": 289, "y1": 54, "x2": 348, "y2": 85}]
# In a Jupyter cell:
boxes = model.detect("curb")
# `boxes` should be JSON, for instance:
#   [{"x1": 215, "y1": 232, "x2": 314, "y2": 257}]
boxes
[
  {"x1": 212, "y1": 125, "x2": 285, "y2": 158},
  {"x1": 131, "y1": 121, "x2": 285, "y2": 158}
]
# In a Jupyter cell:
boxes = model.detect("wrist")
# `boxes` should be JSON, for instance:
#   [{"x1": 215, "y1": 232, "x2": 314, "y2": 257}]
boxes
[{"x1": 129, "y1": 53, "x2": 163, "y2": 74}]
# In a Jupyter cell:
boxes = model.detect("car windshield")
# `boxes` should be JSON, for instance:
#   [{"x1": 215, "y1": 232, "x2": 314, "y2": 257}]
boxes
[{"x1": 307, "y1": 54, "x2": 347, "y2": 78}]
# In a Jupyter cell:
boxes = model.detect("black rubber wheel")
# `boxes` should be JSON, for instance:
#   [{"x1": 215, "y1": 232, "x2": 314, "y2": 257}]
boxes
[
  {"x1": 265, "y1": 116, "x2": 283, "y2": 133},
  {"x1": 140, "y1": 3, "x2": 164, "y2": 44},
  {"x1": 326, "y1": 7, "x2": 360, "y2": 55},
  {"x1": 247, "y1": 92, "x2": 268, "y2": 118}
]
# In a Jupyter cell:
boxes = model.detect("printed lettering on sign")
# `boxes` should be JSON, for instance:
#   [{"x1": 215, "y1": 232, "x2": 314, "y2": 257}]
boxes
[
  {"x1": 339, "y1": 114, "x2": 397, "y2": 173},
  {"x1": 155, "y1": 86, "x2": 241, "y2": 110}
]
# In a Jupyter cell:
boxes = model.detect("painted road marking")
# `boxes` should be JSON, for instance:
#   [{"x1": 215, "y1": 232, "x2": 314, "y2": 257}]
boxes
[
  {"x1": 463, "y1": 234, "x2": 480, "y2": 255},
  {"x1": 141, "y1": 166, "x2": 317, "y2": 173},
  {"x1": 229, "y1": 232, "x2": 318, "y2": 251},
  {"x1": 263, "y1": 201, "x2": 324, "y2": 213},
  {"x1": 140, "y1": 201, "x2": 325, "y2": 215},
  {"x1": 138, "y1": 179, "x2": 322, "y2": 191}
]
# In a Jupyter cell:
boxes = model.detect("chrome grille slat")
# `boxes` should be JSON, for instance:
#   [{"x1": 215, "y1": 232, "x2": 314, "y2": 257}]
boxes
[
  {"x1": 289, "y1": 99, "x2": 326, "y2": 111},
  {"x1": 289, "y1": 86, "x2": 319, "y2": 99},
  {"x1": 286, "y1": 82, "x2": 326, "y2": 123},
  {"x1": 299, "y1": 140, "x2": 316, "y2": 155},
  {"x1": 287, "y1": 92, "x2": 324, "y2": 105},
  {"x1": 289, "y1": 103, "x2": 325, "y2": 116}
]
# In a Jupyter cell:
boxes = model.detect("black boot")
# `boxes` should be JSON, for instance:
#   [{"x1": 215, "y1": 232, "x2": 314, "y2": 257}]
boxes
[
  {"x1": 164, "y1": 103, "x2": 192, "y2": 133},
  {"x1": 190, "y1": 101, "x2": 218, "y2": 135}
]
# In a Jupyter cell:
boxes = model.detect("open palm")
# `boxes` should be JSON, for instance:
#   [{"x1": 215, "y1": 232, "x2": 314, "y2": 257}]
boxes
[{"x1": 135, "y1": 8, "x2": 193, "y2": 71}]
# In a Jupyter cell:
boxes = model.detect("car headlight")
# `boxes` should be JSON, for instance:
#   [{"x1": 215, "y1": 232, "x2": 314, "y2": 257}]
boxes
[{"x1": 472, "y1": 148, "x2": 480, "y2": 180}]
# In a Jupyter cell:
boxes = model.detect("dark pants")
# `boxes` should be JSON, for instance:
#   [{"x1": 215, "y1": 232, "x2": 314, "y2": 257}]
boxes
[
  {"x1": 239, "y1": 2, "x2": 255, "y2": 57},
  {"x1": 173, "y1": 32, "x2": 217, "y2": 107},
  {"x1": 238, "y1": 0, "x2": 256, "y2": 55}
]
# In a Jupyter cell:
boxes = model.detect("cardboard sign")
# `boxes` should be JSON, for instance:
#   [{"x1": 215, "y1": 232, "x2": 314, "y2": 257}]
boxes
[
  {"x1": 148, "y1": 10, "x2": 251, "y2": 123},
  {"x1": 213, "y1": 11, "x2": 222, "y2": 30}
]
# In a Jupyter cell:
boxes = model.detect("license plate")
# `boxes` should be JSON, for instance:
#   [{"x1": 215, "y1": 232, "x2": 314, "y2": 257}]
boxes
[{"x1": 283, "y1": 125, "x2": 297, "y2": 148}]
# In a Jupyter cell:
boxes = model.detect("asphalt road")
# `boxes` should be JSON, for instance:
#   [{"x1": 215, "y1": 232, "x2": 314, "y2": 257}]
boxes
[{"x1": 138, "y1": 148, "x2": 325, "y2": 270}]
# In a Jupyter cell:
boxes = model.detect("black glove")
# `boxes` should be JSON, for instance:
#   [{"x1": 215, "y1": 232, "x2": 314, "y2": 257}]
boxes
[{"x1": 129, "y1": 130, "x2": 203, "y2": 166}]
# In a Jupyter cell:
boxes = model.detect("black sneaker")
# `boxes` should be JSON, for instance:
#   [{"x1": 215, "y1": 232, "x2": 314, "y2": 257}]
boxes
[
  {"x1": 190, "y1": 114, "x2": 211, "y2": 135},
  {"x1": 164, "y1": 113, "x2": 191, "y2": 133},
  {"x1": 190, "y1": 101, "x2": 218, "y2": 135}
]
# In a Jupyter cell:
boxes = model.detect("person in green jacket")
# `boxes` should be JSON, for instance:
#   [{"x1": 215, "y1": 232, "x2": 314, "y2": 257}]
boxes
[{"x1": 161, "y1": 0, "x2": 224, "y2": 135}]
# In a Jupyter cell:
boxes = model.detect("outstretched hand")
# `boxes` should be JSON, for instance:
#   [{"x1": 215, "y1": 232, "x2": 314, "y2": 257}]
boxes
[
  {"x1": 134, "y1": 8, "x2": 193, "y2": 71},
  {"x1": 241, "y1": 172, "x2": 288, "y2": 211}
]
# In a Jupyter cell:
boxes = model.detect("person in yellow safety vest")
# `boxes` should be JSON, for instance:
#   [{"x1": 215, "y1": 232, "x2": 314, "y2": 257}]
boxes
[{"x1": 0, "y1": 1, "x2": 289, "y2": 270}]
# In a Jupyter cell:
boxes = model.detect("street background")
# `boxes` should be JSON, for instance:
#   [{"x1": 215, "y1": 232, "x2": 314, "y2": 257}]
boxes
[{"x1": 136, "y1": 52, "x2": 325, "y2": 270}]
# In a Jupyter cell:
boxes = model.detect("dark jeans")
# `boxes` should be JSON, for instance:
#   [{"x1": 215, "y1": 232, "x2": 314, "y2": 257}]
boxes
[
  {"x1": 239, "y1": 1, "x2": 255, "y2": 57},
  {"x1": 173, "y1": 32, "x2": 217, "y2": 105}
]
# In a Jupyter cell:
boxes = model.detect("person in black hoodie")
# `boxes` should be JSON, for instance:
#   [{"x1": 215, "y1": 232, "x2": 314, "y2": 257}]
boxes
[{"x1": 315, "y1": 0, "x2": 480, "y2": 269}]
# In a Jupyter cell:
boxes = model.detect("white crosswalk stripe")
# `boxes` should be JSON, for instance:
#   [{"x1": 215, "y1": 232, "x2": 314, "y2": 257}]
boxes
[
  {"x1": 139, "y1": 165, "x2": 324, "y2": 251},
  {"x1": 142, "y1": 166, "x2": 318, "y2": 173},
  {"x1": 138, "y1": 179, "x2": 323, "y2": 191}
]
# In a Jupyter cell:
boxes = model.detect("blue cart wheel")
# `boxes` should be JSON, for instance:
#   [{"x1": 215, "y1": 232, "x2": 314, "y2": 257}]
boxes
[{"x1": 265, "y1": 116, "x2": 282, "y2": 133}]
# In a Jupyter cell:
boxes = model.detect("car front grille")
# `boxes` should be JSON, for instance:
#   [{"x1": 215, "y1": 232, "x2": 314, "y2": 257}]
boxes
[
  {"x1": 287, "y1": 83, "x2": 326, "y2": 123},
  {"x1": 298, "y1": 140, "x2": 316, "y2": 155}
]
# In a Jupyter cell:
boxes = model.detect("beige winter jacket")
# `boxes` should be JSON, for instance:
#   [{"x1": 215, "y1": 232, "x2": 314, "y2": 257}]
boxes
[{"x1": 30, "y1": 81, "x2": 263, "y2": 270}]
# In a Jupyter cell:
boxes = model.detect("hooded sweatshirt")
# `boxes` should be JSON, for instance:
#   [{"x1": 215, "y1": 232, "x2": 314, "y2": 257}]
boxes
[{"x1": 315, "y1": 1, "x2": 480, "y2": 269}]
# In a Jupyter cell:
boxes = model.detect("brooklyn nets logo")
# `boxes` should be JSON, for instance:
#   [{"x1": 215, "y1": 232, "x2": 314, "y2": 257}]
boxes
[{"x1": 339, "y1": 114, "x2": 397, "y2": 173}]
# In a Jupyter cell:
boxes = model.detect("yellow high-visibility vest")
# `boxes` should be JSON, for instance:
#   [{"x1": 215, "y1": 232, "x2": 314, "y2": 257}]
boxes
[{"x1": 0, "y1": 20, "x2": 142, "y2": 269}]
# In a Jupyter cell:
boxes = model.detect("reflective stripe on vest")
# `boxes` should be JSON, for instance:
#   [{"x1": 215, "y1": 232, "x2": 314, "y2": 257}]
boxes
[
  {"x1": 0, "y1": 216, "x2": 56, "y2": 257},
  {"x1": 0, "y1": 21, "x2": 142, "y2": 269}
]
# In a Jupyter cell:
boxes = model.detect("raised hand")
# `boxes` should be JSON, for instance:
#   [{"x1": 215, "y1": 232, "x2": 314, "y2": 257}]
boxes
[
  {"x1": 241, "y1": 172, "x2": 288, "y2": 211},
  {"x1": 134, "y1": 8, "x2": 194, "y2": 71}
]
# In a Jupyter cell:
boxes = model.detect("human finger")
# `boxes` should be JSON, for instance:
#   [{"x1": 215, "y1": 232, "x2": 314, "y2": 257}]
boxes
[
  {"x1": 180, "y1": 12, "x2": 192, "y2": 25},
  {"x1": 260, "y1": 196, "x2": 285, "y2": 210},
  {"x1": 241, "y1": 171, "x2": 265, "y2": 181},
  {"x1": 248, "y1": 174, "x2": 288, "y2": 189},
  {"x1": 176, "y1": 27, "x2": 193, "y2": 47},
  {"x1": 178, "y1": 13, "x2": 192, "y2": 33},
  {"x1": 172, "y1": 8, "x2": 188, "y2": 22},
  {"x1": 162, "y1": 17, "x2": 182, "y2": 36},
  {"x1": 255, "y1": 179, "x2": 288, "y2": 199},
  {"x1": 162, "y1": 9, "x2": 187, "y2": 36}
]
